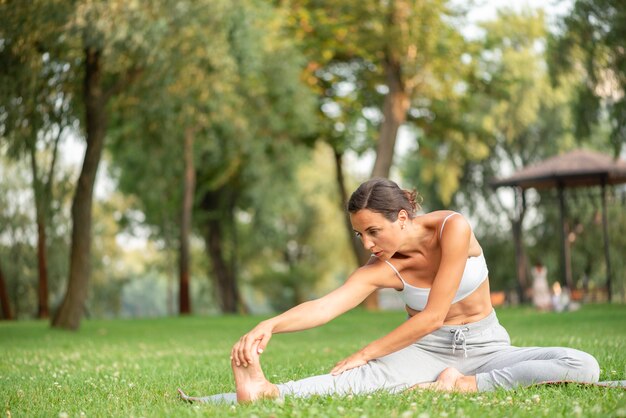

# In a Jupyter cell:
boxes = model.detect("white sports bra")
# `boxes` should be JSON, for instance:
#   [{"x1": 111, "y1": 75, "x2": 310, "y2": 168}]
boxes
[{"x1": 384, "y1": 213, "x2": 489, "y2": 311}]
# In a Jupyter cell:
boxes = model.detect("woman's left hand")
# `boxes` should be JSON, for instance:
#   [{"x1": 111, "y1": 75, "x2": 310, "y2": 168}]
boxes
[{"x1": 330, "y1": 352, "x2": 368, "y2": 376}]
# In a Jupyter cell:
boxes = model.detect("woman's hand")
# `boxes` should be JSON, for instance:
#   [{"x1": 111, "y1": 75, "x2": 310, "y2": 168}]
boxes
[
  {"x1": 330, "y1": 351, "x2": 368, "y2": 376},
  {"x1": 231, "y1": 321, "x2": 273, "y2": 367}
]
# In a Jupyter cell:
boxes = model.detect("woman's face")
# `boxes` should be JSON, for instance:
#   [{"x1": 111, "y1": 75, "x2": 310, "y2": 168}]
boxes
[{"x1": 350, "y1": 209, "x2": 403, "y2": 259}]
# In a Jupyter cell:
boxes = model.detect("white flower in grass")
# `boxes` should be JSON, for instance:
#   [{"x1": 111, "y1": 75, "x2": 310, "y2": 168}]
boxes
[
  {"x1": 440, "y1": 412, "x2": 448, "y2": 417},
  {"x1": 572, "y1": 405, "x2": 583, "y2": 416},
  {"x1": 418, "y1": 413, "x2": 430, "y2": 418},
  {"x1": 59, "y1": 412, "x2": 69, "y2": 418},
  {"x1": 337, "y1": 406, "x2": 345, "y2": 413}
]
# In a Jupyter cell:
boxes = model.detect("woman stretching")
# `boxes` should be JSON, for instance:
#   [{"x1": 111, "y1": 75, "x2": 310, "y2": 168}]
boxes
[{"x1": 179, "y1": 178, "x2": 600, "y2": 403}]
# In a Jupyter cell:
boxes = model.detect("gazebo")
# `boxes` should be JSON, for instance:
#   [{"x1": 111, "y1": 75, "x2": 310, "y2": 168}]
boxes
[{"x1": 490, "y1": 149, "x2": 626, "y2": 302}]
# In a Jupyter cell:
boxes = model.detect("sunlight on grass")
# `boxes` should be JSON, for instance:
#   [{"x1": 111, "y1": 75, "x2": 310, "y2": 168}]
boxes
[{"x1": 1, "y1": 305, "x2": 625, "y2": 417}]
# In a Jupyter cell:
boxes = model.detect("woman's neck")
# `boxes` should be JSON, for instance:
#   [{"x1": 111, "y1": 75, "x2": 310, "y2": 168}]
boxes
[{"x1": 398, "y1": 217, "x2": 434, "y2": 255}]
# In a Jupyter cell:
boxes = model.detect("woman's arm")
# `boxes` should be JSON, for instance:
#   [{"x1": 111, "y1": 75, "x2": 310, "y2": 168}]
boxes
[
  {"x1": 231, "y1": 263, "x2": 383, "y2": 367},
  {"x1": 331, "y1": 215, "x2": 471, "y2": 375}
]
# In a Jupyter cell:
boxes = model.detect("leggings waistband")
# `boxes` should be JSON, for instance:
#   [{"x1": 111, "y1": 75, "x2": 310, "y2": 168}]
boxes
[{"x1": 433, "y1": 309, "x2": 498, "y2": 336}]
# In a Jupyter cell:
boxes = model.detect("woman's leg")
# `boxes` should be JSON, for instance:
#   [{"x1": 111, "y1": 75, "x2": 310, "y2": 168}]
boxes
[
  {"x1": 472, "y1": 345, "x2": 600, "y2": 391},
  {"x1": 181, "y1": 342, "x2": 450, "y2": 403},
  {"x1": 277, "y1": 344, "x2": 449, "y2": 398},
  {"x1": 414, "y1": 311, "x2": 600, "y2": 392}
]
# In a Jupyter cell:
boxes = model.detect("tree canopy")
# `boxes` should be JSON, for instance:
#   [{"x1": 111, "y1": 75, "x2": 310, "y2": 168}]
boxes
[{"x1": 1, "y1": 0, "x2": 624, "y2": 323}]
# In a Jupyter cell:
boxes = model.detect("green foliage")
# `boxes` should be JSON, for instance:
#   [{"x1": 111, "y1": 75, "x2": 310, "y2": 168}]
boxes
[
  {"x1": 1, "y1": 305, "x2": 625, "y2": 416},
  {"x1": 243, "y1": 143, "x2": 354, "y2": 311},
  {"x1": 3, "y1": 0, "x2": 625, "y2": 317},
  {"x1": 285, "y1": 0, "x2": 471, "y2": 171},
  {"x1": 0, "y1": 153, "x2": 72, "y2": 319},
  {"x1": 549, "y1": 0, "x2": 626, "y2": 155},
  {"x1": 403, "y1": 8, "x2": 571, "y2": 209}
]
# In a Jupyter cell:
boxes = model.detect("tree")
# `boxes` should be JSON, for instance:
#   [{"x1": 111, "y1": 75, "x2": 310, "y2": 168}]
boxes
[
  {"x1": 48, "y1": 1, "x2": 169, "y2": 329},
  {"x1": 403, "y1": 9, "x2": 578, "y2": 297},
  {"x1": 286, "y1": 0, "x2": 470, "y2": 308},
  {"x1": 549, "y1": 0, "x2": 626, "y2": 156},
  {"x1": 0, "y1": 0, "x2": 74, "y2": 319},
  {"x1": 109, "y1": 0, "x2": 315, "y2": 314}
]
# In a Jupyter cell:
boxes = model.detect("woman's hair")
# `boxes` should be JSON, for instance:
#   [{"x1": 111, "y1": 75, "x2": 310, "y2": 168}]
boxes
[{"x1": 347, "y1": 178, "x2": 421, "y2": 221}]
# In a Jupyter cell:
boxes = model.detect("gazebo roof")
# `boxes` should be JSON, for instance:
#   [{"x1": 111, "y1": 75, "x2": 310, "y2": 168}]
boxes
[{"x1": 490, "y1": 149, "x2": 626, "y2": 190}]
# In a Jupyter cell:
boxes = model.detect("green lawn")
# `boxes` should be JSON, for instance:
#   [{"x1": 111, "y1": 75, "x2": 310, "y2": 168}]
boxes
[{"x1": 1, "y1": 305, "x2": 625, "y2": 417}]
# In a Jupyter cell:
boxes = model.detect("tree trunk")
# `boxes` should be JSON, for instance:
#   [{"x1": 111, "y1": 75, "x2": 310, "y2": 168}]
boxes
[
  {"x1": 0, "y1": 260, "x2": 13, "y2": 320},
  {"x1": 52, "y1": 48, "x2": 107, "y2": 330},
  {"x1": 29, "y1": 142, "x2": 50, "y2": 319},
  {"x1": 206, "y1": 218, "x2": 240, "y2": 313},
  {"x1": 36, "y1": 218, "x2": 50, "y2": 318},
  {"x1": 178, "y1": 128, "x2": 196, "y2": 315},
  {"x1": 333, "y1": 149, "x2": 370, "y2": 266},
  {"x1": 511, "y1": 218, "x2": 528, "y2": 303},
  {"x1": 363, "y1": 52, "x2": 410, "y2": 310},
  {"x1": 370, "y1": 52, "x2": 410, "y2": 179}
]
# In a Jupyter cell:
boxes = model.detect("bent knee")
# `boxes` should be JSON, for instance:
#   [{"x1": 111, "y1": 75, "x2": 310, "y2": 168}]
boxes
[{"x1": 563, "y1": 348, "x2": 600, "y2": 383}]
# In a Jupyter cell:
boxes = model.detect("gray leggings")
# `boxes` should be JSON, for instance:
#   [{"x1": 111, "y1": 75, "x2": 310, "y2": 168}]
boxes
[{"x1": 199, "y1": 310, "x2": 600, "y2": 403}]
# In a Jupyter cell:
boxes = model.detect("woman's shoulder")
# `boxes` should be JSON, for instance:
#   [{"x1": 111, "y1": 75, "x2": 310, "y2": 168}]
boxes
[
  {"x1": 420, "y1": 210, "x2": 466, "y2": 225},
  {"x1": 349, "y1": 256, "x2": 404, "y2": 289}
]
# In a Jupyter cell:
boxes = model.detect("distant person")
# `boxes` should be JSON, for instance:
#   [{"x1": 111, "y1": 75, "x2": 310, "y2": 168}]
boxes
[
  {"x1": 179, "y1": 178, "x2": 600, "y2": 403},
  {"x1": 552, "y1": 282, "x2": 580, "y2": 313},
  {"x1": 531, "y1": 261, "x2": 552, "y2": 311}
]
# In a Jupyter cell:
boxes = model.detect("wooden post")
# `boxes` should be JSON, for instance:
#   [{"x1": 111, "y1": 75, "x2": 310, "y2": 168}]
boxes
[
  {"x1": 557, "y1": 185, "x2": 573, "y2": 289},
  {"x1": 512, "y1": 187, "x2": 528, "y2": 302},
  {"x1": 600, "y1": 179, "x2": 613, "y2": 302}
]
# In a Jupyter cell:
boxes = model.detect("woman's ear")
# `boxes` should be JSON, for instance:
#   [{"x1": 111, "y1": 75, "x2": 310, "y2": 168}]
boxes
[{"x1": 397, "y1": 209, "x2": 409, "y2": 223}]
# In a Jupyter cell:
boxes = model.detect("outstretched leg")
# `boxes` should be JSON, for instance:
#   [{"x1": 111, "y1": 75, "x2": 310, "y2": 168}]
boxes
[
  {"x1": 473, "y1": 346, "x2": 600, "y2": 391},
  {"x1": 180, "y1": 342, "x2": 449, "y2": 403}
]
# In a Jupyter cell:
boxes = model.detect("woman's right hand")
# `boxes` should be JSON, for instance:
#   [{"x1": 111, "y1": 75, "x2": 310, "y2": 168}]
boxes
[{"x1": 231, "y1": 321, "x2": 274, "y2": 367}]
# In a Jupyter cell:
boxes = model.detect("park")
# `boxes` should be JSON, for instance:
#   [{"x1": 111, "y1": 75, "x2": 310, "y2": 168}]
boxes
[{"x1": 1, "y1": 0, "x2": 625, "y2": 417}]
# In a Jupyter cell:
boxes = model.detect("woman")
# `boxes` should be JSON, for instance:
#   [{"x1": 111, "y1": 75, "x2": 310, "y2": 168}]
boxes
[{"x1": 179, "y1": 178, "x2": 600, "y2": 403}]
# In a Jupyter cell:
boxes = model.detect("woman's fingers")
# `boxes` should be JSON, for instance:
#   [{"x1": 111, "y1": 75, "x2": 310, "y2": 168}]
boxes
[
  {"x1": 231, "y1": 326, "x2": 272, "y2": 367},
  {"x1": 258, "y1": 333, "x2": 271, "y2": 354},
  {"x1": 233, "y1": 334, "x2": 259, "y2": 367},
  {"x1": 330, "y1": 360, "x2": 345, "y2": 376}
]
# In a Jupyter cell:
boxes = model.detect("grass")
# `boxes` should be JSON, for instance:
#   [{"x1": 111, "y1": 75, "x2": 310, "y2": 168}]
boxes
[{"x1": 1, "y1": 304, "x2": 625, "y2": 417}]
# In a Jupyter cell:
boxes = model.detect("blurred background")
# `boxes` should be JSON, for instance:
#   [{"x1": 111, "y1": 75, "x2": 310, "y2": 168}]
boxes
[{"x1": 0, "y1": 0, "x2": 624, "y2": 328}]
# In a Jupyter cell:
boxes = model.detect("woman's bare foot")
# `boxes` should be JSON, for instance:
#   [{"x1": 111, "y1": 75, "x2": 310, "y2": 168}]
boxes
[
  {"x1": 233, "y1": 343, "x2": 279, "y2": 402},
  {"x1": 413, "y1": 367, "x2": 478, "y2": 393}
]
